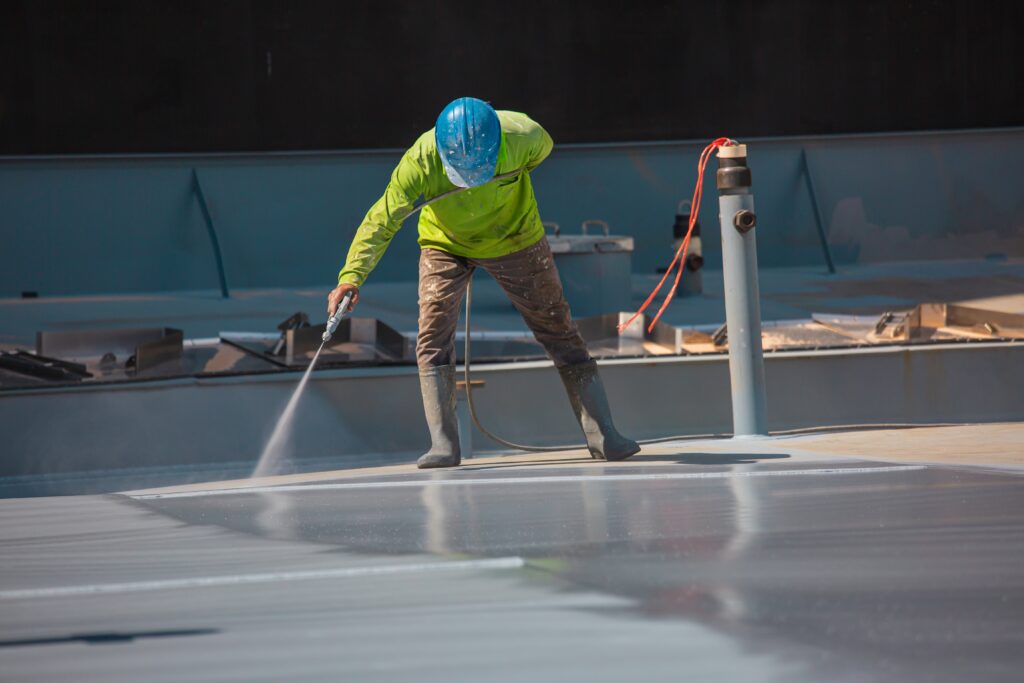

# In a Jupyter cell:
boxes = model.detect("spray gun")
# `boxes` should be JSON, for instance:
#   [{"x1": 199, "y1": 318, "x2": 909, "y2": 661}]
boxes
[{"x1": 323, "y1": 292, "x2": 354, "y2": 343}]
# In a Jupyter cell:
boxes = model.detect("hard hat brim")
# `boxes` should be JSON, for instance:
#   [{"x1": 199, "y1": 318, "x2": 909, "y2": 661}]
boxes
[{"x1": 441, "y1": 156, "x2": 498, "y2": 188}]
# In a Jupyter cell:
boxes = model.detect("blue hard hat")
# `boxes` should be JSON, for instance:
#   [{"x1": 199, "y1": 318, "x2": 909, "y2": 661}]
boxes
[{"x1": 435, "y1": 97, "x2": 501, "y2": 188}]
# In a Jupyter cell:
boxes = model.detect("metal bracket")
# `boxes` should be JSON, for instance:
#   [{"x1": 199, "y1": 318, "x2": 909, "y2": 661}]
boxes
[
  {"x1": 0, "y1": 350, "x2": 93, "y2": 382},
  {"x1": 271, "y1": 312, "x2": 311, "y2": 356},
  {"x1": 711, "y1": 323, "x2": 728, "y2": 347},
  {"x1": 874, "y1": 311, "x2": 909, "y2": 339}
]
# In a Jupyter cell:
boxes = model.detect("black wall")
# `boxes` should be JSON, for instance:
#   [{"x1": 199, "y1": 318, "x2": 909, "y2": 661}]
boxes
[{"x1": 2, "y1": 0, "x2": 1022, "y2": 154}]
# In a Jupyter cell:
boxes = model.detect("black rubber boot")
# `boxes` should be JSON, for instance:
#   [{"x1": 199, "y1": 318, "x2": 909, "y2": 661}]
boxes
[
  {"x1": 558, "y1": 360, "x2": 640, "y2": 461},
  {"x1": 417, "y1": 364, "x2": 462, "y2": 469}
]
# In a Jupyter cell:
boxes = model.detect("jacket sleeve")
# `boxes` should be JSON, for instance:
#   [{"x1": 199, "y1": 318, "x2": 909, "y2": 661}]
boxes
[
  {"x1": 524, "y1": 122, "x2": 554, "y2": 172},
  {"x1": 337, "y1": 150, "x2": 426, "y2": 287}
]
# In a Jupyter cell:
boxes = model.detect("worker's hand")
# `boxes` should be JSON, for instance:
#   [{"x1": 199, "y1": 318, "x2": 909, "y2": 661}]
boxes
[{"x1": 327, "y1": 283, "x2": 360, "y2": 317}]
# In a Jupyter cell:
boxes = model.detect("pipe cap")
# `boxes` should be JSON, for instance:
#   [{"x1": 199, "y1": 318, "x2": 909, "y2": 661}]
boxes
[{"x1": 718, "y1": 144, "x2": 747, "y2": 159}]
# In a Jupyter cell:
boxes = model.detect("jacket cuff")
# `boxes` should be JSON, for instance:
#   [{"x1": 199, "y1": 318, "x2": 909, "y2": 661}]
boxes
[{"x1": 337, "y1": 272, "x2": 364, "y2": 287}]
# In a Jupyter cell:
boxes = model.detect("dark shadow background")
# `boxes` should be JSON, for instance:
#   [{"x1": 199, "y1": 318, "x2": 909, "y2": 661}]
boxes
[{"x1": 1, "y1": 0, "x2": 1021, "y2": 154}]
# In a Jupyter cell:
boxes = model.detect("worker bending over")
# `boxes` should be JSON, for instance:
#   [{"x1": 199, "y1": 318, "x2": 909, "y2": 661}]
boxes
[{"x1": 328, "y1": 97, "x2": 639, "y2": 469}]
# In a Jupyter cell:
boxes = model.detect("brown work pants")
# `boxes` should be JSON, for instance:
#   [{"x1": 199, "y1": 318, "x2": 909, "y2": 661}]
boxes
[{"x1": 417, "y1": 238, "x2": 591, "y2": 369}]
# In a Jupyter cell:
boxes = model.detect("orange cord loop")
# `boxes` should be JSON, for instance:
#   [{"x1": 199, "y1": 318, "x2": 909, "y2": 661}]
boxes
[{"x1": 618, "y1": 138, "x2": 735, "y2": 334}]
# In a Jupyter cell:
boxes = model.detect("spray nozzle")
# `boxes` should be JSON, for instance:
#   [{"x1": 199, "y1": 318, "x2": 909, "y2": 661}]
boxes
[{"x1": 323, "y1": 292, "x2": 354, "y2": 343}]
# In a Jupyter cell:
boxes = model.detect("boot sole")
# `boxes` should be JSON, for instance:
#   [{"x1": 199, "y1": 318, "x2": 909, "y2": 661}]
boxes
[
  {"x1": 604, "y1": 443, "x2": 641, "y2": 461},
  {"x1": 416, "y1": 458, "x2": 461, "y2": 469}
]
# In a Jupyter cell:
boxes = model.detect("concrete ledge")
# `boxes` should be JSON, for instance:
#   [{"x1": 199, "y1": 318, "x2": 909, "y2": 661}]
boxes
[{"x1": 0, "y1": 341, "x2": 1021, "y2": 496}]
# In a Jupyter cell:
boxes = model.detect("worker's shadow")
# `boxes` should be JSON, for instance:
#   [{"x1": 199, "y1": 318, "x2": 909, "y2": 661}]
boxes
[{"x1": 664, "y1": 452, "x2": 791, "y2": 465}]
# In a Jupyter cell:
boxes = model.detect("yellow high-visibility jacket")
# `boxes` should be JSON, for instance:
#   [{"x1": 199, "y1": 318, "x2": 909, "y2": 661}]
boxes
[{"x1": 337, "y1": 111, "x2": 553, "y2": 287}]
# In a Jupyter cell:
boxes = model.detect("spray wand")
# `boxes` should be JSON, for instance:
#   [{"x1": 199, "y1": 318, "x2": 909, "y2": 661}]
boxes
[{"x1": 323, "y1": 292, "x2": 354, "y2": 344}]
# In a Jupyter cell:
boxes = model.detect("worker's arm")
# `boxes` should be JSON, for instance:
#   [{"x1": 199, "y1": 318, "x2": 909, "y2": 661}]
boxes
[
  {"x1": 523, "y1": 120, "x2": 554, "y2": 172},
  {"x1": 329, "y1": 150, "x2": 426, "y2": 314}
]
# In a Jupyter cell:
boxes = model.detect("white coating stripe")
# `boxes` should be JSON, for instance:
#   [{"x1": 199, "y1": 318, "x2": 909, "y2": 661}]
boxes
[
  {"x1": 131, "y1": 465, "x2": 927, "y2": 500},
  {"x1": 0, "y1": 557, "x2": 526, "y2": 601}
]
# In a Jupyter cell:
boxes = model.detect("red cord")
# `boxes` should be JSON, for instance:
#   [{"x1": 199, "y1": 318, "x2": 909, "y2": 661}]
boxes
[{"x1": 618, "y1": 137, "x2": 735, "y2": 334}]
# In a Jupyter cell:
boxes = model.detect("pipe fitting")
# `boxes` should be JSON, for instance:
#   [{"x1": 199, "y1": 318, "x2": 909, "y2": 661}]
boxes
[
  {"x1": 734, "y1": 210, "x2": 757, "y2": 233},
  {"x1": 716, "y1": 145, "x2": 752, "y2": 192}
]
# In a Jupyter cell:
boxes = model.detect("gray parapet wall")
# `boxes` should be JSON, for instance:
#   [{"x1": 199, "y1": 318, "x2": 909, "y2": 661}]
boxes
[
  {"x1": 0, "y1": 341, "x2": 1021, "y2": 486},
  {"x1": 2, "y1": 127, "x2": 1022, "y2": 298}
]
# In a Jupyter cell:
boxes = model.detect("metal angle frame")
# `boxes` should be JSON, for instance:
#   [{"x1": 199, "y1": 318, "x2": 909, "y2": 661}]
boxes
[{"x1": 191, "y1": 168, "x2": 230, "y2": 299}]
